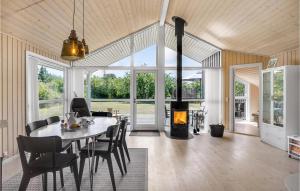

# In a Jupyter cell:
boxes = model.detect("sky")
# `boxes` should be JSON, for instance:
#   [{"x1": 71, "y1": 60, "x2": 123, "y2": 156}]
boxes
[
  {"x1": 93, "y1": 45, "x2": 203, "y2": 78},
  {"x1": 37, "y1": 45, "x2": 203, "y2": 79}
]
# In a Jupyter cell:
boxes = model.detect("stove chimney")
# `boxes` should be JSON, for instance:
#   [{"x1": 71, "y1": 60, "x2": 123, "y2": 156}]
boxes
[{"x1": 172, "y1": 16, "x2": 187, "y2": 102}]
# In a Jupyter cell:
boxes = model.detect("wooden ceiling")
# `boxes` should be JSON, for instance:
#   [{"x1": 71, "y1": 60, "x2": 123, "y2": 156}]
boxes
[
  {"x1": 166, "y1": 0, "x2": 299, "y2": 55},
  {"x1": 1, "y1": 0, "x2": 162, "y2": 55},
  {"x1": 1, "y1": 0, "x2": 299, "y2": 56},
  {"x1": 236, "y1": 67, "x2": 260, "y2": 86}
]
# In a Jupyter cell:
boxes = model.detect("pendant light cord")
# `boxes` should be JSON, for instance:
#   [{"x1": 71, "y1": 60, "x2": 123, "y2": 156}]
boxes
[
  {"x1": 83, "y1": 0, "x2": 85, "y2": 38},
  {"x1": 73, "y1": 0, "x2": 76, "y2": 30}
]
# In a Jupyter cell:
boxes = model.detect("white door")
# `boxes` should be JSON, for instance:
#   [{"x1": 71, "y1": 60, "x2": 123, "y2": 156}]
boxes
[{"x1": 132, "y1": 70, "x2": 157, "y2": 130}]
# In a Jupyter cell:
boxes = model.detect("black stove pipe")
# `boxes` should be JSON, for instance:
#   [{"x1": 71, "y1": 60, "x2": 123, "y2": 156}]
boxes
[{"x1": 172, "y1": 16, "x2": 187, "y2": 102}]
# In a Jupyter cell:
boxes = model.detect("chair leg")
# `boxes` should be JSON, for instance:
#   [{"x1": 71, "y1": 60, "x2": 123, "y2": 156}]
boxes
[
  {"x1": 95, "y1": 156, "x2": 100, "y2": 173},
  {"x1": 67, "y1": 145, "x2": 74, "y2": 173},
  {"x1": 78, "y1": 155, "x2": 86, "y2": 184},
  {"x1": 113, "y1": 149, "x2": 124, "y2": 175},
  {"x1": 123, "y1": 141, "x2": 131, "y2": 162},
  {"x1": 72, "y1": 161, "x2": 81, "y2": 191},
  {"x1": 18, "y1": 175, "x2": 30, "y2": 191},
  {"x1": 42, "y1": 173, "x2": 47, "y2": 191},
  {"x1": 59, "y1": 169, "x2": 64, "y2": 188},
  {"x1": 119, "y1": 146, "x2": 127, "y2": 173},
  {"x1": 53, "y1": 171, "x2": 56, "y2": 191},
  {"x1": 107, "y1": 157, "x2": 116, "y2": 191}
]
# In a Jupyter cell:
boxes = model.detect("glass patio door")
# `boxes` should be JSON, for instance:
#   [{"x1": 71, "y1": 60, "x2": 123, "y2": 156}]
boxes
[{"x1": 133, "y1": 70, "x2": 157, "y2": 130}]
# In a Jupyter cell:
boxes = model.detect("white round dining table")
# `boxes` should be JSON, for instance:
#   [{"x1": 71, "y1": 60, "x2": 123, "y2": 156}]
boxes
[
  {"x1": 30, "y1": 117, "x2": 118, "y2": 190},
  {"x1": 30, "y1": 117, "x2": 117, "y2": 140}
]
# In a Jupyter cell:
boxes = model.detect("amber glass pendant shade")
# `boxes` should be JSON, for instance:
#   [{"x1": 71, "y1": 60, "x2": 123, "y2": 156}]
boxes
[
  {"x1": 82, "y1": 38, "x2": 89, "y2": 55},
  {"x1": 77, "y1": 40, "x2": 85, "y2": 58},
  {"x1": 61, "y1": 30, "x2": 80, "y2": 61}
]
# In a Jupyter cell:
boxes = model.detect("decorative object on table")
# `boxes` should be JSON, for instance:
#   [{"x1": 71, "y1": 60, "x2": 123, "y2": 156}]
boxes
[
  {"x1": 267, "y1": 57, "x2": 278, "y2": 68},
  {"x1": 288, "y1": 135, "x2": 300, "y2": 160},
  {"x1": 209, "y1": 124, "x2": 224, "y2": 137},
  {"x1": 80, "y1": 118, "x2": 88, "y2": 127},
  {"x1": 65, "y1": 112, "x2": 79, "y2": 128}
]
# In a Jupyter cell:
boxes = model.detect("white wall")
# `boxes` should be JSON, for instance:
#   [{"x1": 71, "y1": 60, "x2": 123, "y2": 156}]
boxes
[{"x1": 204, "y1": 69, "x2": 222, "y2": 132}]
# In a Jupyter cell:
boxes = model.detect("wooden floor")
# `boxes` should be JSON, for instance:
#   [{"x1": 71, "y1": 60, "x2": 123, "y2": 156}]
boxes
[
  {"x1": 3, "y1": 132, "x2": 299, "y2": 191},
  {"x1": 234, "y1": 120, "x2": 259, "y2": 136}
]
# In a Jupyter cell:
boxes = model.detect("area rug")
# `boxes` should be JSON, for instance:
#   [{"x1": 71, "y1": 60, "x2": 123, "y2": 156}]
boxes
[
  {"x1": 3, "y1": 148, "x2": 148, "y2": 191},
  {"x1": 129, "y1": 130, "x2": 160, "y2": 137}
]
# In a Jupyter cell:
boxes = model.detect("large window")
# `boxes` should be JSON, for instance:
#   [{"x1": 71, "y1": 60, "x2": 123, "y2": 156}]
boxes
[
  {"x1": 37, "y1": 65, "x2": 65, "y2": 119},
  {"x1": 89, "y1": 70, "x2": 130, "y2": 116},
  {"x1": 134, "y1": 45, "x2": 156, "y2": 67},
  {"x1": 165, "y1": 47, "x2": 202, "y2": 67}
]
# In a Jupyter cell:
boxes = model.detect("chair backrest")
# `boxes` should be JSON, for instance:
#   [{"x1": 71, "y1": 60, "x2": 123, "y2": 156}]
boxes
[
  {"x1": 92, "y1": 111, "x2": 112, "y2": 117},
  {"x1": 105, "y1": 125, "x2": 119, "y2": 152},
  {"x1": 118, "y1": 119, "x2": 128, "y2": 143},
  {"x1": 25, "y1": 119, "x2": 48, "y2": 136},
  {"x1": 70, "y1": 98, "x2": 91, "y2": 117},
  {"x1": 17, "y1": 135, "x2": 62, "y2": 172},
  {"x1": 47, "y1": 116, "x2": 60, "y2": 125}
]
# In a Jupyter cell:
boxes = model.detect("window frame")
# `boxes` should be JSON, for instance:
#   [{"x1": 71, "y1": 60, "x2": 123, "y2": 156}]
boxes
[{"x1": 26, "y1": 51, "x2": 70, "y2": 122}]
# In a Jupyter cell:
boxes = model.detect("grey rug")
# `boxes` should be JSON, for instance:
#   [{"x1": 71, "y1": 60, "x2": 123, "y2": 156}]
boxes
[
  {"x1": 129, "y1": 130, "x2": 160, "y2": 137},
  {"x1": 3, "y1": 148, "x2": 148, "y2": 191}
]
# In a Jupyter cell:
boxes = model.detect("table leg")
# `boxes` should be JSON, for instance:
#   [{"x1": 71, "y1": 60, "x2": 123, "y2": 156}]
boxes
[
  {"x1": 87, "y1": 137, "x2": 96, "y2": 190},
  {"x1": 90, "y1": 137, "x2": 96, "y2": 188}
]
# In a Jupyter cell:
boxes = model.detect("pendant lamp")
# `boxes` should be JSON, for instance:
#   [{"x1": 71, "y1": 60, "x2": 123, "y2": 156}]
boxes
[
  {"x1": 61, "y1": 0, "x2": 80, "y2": 61},
  {"x1": 80, "y1": 0, "x2": 89, "y2": 57}
]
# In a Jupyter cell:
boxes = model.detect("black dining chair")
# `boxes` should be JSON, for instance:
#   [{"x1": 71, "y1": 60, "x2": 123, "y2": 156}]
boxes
[
  {"x1": 17, "y1": 135, "x2": 80, "y2": 191},
  {"x1": 91, "y1": 111, "x2": 113, "y2": 117},
  {"x1": 46, "y1": 116, "x2": 60, "y2": 125},
  {"x1": 95, "y1": 118, "x2": 131, "y2": 173},
  {"x1": 26, "y1": 119, "x2": 72, "y2": 188},
  {"x1": 46, "y1": 116, "x2": 73, "y2": 154},
  {"x1": 78, "y1": 125, "x2": 124, "y2": 191},
  {"x1": 70, "y1": 98, "x2": 91, "y2": 117}
]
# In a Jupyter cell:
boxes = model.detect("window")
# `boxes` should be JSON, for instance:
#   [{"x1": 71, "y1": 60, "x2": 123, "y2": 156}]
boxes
[
  {"x1": 38, "y1": 65, "x2": 65, "y2": 119},
  {"x1": 165, "y1": 70, "x2": 176, "y2": 99},
  {"x1": 108, "y1": 56, "x2": 131, "y2": 67},
  {"x1": 182, "y1": 70, "x2": 204, "y2": 99},
  {"x1": 26, "y1": 53, "x2": 68, "y2": 122},
  {"x1": 134, "y1": 45, "x2": 156, "y2": 67},
  {"x1": 89, "y1": 70, "x2": 130, "y2": 116},
  {"x1": 165, "y1": 47, "x2": 202, "y2": 67},
  {"x1": 235, "y1": 80, "x2": 246, "y2": 97}
]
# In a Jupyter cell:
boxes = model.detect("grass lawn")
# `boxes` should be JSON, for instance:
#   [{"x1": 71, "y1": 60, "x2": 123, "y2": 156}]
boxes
[{"x1": 39, "y1": 101, "x2": 203, "y2": 119}]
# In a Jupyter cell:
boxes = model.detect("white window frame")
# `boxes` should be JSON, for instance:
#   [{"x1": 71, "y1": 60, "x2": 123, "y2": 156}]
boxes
[{"x1": 26, "y1": 51, "x2": 70, "y2": 123}]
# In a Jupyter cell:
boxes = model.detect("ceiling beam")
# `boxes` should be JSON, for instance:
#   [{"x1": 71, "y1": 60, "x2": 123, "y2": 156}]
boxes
[{"x1": 159, "y1": 0, "x2": 169, "y2": 26}]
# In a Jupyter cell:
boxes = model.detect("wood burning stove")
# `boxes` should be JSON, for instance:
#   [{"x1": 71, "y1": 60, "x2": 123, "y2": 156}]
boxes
[
  {"x1": 170, "y1": 16, "x2": 189, "y2": 138},
  {"x1": 171, "y1": 101, "x2": 189, "y2": 137}
]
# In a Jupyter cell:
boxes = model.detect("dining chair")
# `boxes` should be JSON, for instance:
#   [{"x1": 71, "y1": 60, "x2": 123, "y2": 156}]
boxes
[
  {"x1": 17, "y1": 135, "x2": 80, "y2": 191},
  {"x1": 70, "y1": 98, "x2": 91, "y2": 117},
  {"x1": 91, "y1": 111, "x2": 113, "y2": 117},
  {"x1": 46, "y1": 116, "x2": 73, "y2": 154},
  {"x1": 95, "y1": 118, "x2": 131, "y2": 173},
  {"x1": 78, "y1": 125, "x2": 124, "y2": 191},
  {"x1": 46, "y1": 116, "x2": 60, "y2": 125},
  {"x1": 26, "y1": 119, "x2": 72, "y2": 188}
]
